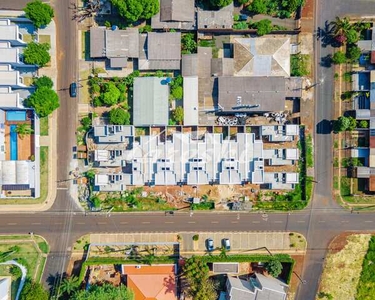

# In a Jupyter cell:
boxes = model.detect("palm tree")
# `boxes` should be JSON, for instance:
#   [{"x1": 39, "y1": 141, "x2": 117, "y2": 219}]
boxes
[
  {"x1": 330, "y1": 16, "x2": 352, "y2": 36},
  {"x1": 15, "y1": 123, "x2": 34, "y2": 139},
  {"x1": 59, "y1": 276, "x2": 80, "y2": 296}
]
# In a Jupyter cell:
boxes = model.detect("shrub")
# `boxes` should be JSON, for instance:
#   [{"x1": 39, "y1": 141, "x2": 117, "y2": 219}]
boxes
[
  {"x1": 332, "y1": 51, "x2": 346, "y2": 64},
  {"x1": 192, "y1": 234, "x2": 199, "y2": 241},
  {"x1": 343, "y1": 72, "x2": 352, "y2": 82},
  {"x1": 346, "y1": 45, "x2": 361, "y2": 62},
  {"x1": 248, "y1": 0, "x2": 267, "y2": 14},
  {"x1": 254, "y1": 19, "x2": 272, "y2": 36},
  {"x1": 23, "y1": 42, "x2": 51, "y2": 67},
  {"x1": 359, "y1": 120, "x2": 368, "y2": 128},
  {"x1": 104, "y1": 21, "x2": 111, "y2": 28},
  {"x1": 109, "y1": 108, "x2": 130, "y2": 125},
  {"x1": 265, "y1": 258, "x2": 283, "y2": 277},
  {"x1": 233, "y1": 21, "x2": 248, "y2": 30},
  {"x1": 34, "y1": 76, "x2": 53, "y2": 89},
  {"x1": 172, "y1": 106, "x2": 184, "y2": 124},
  {"x1": 171, "y1": 86, "x2": 183, "y2": 99},
  {"x1": 181, "y1": 33, "x2": 197, "y2": 54}
]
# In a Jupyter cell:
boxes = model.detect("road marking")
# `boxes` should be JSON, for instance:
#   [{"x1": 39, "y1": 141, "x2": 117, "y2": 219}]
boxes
[
  {"x1": 318, "y1": 220, "x2": 325, "y2": 223},
  {"x1": 165, "y1": 221, "x2": 174, "y2": 224},
  {"x1": 274, "y1": 221, "x2": 283, "y2": 223},
  {"x1": 365, "y1": 220, "x2": 373, "y2": 223},
  {"x1": 252, "y1": 221, "x2": 260, "y2": 223},
  {"x1": 297, "y1": 221, "x2": 306, "y2": 223},
  {"x1": 56, "y1": 187, "x2": 69, "y2": 190},
  {"x1": 231, "y1": 221, "x2": 238, "y2": 224},
  {"x1": 211, "y1": 221, "x2": 219, "y2": 224},
  {"x1": 120, "y1": 222, "x2": 128, "y2": 225},
  {"x1": 97, "y1": 222, "x2": 107, "y2": 225},
  {"x1": 341, "y1": 221, "x2": 349, "y2": 223},
  {"x1": 31, "y1": 222, "x2": 41, "y2": 225},
  {"x1": 188, "y1": 221, "x2": 196, "y2": 224},
  {"x1": 7, "y1": 223, "x2": 17, "y2": 225},
  {"x1": 142, "y1": 222, "x2": 150, "y2": 224},
  {"x1": 77, "y1": 222, "x2": 85, "y2": 225},
  {"x1": 54, "y1": 222, "x2": 63, "y2": 225}
]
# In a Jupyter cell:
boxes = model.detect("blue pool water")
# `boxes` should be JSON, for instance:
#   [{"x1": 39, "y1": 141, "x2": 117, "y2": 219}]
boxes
[
  {"x1": 7, "y1": 111, "x2": 26, "y2": 121},
  {"x1": 9, "y1": 125, "x2": 18, "y2": 161}
]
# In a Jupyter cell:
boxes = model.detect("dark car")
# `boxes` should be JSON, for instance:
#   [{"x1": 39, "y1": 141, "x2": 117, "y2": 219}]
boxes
[
  {"x1": 222, "y1": 238, "x2": 230, "y2": 251},
  {"x1": 70, "y1": 82, "x2": 77, "y2": 97},
  {"x1": 206, "y1": 238, "x2": 214, "y2": 252}
]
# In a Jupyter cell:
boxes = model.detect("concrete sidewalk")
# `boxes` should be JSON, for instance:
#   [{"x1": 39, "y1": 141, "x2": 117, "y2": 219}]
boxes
[{"x1": 89, "y1": 231, "x2": 307, "y2": 254}]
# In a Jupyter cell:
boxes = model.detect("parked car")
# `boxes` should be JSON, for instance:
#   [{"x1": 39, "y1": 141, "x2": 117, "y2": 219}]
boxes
[
  {"x1": 222, "y1": 238, "x2": 230, "y2": 251},
  {"x1": 206, "y1": 238, "x2": 214, "y2": 251},
  {"x1": 70, "y1": 82, "x2": 77, "y2": 97}
]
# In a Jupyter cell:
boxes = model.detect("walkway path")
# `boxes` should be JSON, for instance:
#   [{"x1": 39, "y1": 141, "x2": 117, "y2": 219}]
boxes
[{"x1": 0, "y1": 260, "x2": 27, "y2": 300}]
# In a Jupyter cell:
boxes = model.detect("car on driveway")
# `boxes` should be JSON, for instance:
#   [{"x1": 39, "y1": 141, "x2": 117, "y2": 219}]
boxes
[
  {"x1": 206, "y1": 238, "x2": 214, "y2": 252},
  {"x1": 222, "y1": 238, "x2": 230, "y2": 251}
]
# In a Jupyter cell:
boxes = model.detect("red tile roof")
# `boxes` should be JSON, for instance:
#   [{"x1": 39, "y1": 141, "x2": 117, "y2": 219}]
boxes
[{"x1": 122, "y1": 265, "x2": 177, "y2": 300}]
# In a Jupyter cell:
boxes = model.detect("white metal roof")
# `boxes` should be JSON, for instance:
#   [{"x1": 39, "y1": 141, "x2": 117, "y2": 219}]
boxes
[
  {"x1": 183, "y1": 76, "x2": 199, "y2": 126},
  {"x1": 0, "y1": 160, "x2": 30, "y2": 185}
]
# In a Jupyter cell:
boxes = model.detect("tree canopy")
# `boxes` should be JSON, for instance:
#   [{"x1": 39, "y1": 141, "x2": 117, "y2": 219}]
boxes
[
  {"x1": 101, "y1": 82, "x2": 121, "y2": 106},
  {"x1": 20, "y1": 279, "x2": 49, "y2": 300},
  {"x1": 333, "y1": 115, "x2": 357, "y2": 132},
  {"x1": 34, "y1": 75, "x2": 53, "y2": 89},
  {"x1": 23, "y1": 42, "x2": 51, "y2": 67},
  {"x1": 332, "y1": 51, "x2": 346, "y2": 64},
  {"x1": 173, "y1": 106, "x2": 184, "y2": 124},
  {"x1": 26, "y1": 86, "x2": 60, "y2": 117},
  {"x1": 249, "y1": 0, "x2": 267, "y2": 14},
  {"x1": 254, "y1": 19, "x2": 273, "y2": 36},
  {"x1": 109, "y1": 108, "x2": 131, "y2": 125},
  {"x1": 71, "y1": 284, "x2": 133, "y2": 300},
  {"x1": 24, "y1": 0, "x2": 54, "y2": 28},
  {"x1": 209, "y1": 0, "x2": 233, "y2": 9},
  {"x1": 346, "y1": 45, "x2": 361, "y2": 62},
  {"x1": 265, "y1": 258, "x2": 283, "y2": 277},
  {"x1": 110, "y1": 0, "x2": 159, "y2": 23}
]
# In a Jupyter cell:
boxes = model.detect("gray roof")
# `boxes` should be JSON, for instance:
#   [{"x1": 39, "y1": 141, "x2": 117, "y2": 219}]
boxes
[
  {"x1": 218, "y1": 76, "x2": 286, "y2": 113},
  {"x1": 90, "y1": 27, "x2": 106, "y2": 58},
  {"x1": 233, "y1": 38, "x2": 290, "y2": 77},
  {"x1": 90, "y1": 27, "x2": 139, "y2": 59},
  {"x1": 213, "y1": 263, "x2": 239, "y2": 274},
  {"x1": 138, "y1": 32, "x2": 182, "y2": 70},
  {"x1": 227, "y1": 274, "x2": 287, "y2": 300},
  {"x1": 148, "y1": 32, "x2": 181, "y2": 60},
  {"x1": 197, "y1": 3, "x2": 233, "y2": 29},
  {"x1": 198, "y1": 47, "x2": 212, "y2": 77},
  {"x1": 133, "y1": 77, "x2": 169, "y2": 126},
  {"x1": 285, "y1": 77, "x2": 303, "y2": 98},
  {"x1": 182, "y1": 54, "x2": 198, "y2": 77},
  {"x1": 211, "y1": 58, "x2": 234, "y2": 76},
  {"x1": 160, "y1": 0, "x2": 195, "y2": 22},
  {"x1": 105, "y1": 28, "x2": 139, "y2": 58},
  {"x1": 183, "y1": 76, "x2": 199, "y2": 125},
  {"x1": 110, "y1": 57, "x2": 127, "y2": 68}
]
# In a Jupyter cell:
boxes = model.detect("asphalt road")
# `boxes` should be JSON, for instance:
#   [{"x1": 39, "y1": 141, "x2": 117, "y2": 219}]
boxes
[{"x1": 1, "y1": 0, "x2": 375, "y2": 299}]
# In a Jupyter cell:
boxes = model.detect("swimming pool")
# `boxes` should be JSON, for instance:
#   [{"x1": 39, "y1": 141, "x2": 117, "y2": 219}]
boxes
[
  {"x1": 7, "y1": 111, "x2": 26, "y2": 121},
  {"x1": 9, "y1": 125, "x2": 18, "y2": 161}
]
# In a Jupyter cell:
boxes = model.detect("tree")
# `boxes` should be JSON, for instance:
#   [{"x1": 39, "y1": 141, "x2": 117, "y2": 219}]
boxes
[
  {"x1": 330, "y1": 16, "x2": 352, "y2": 37},
  {"x1": 110, "y1": 0, "x2": 159, "y2": 23},
  {"x1": 20, "y1": 279, "x2": 48, "y2": 300},
  {"x1": 359, "y1": 120, "x2": 368, "y2": 128},
  {"x1": 23, "y1": 42, "x2": 51, "y2": 67},
  {"x1": 248, "y1": 0, "x2": 267, "y2": 14},
  {"x1": 332, "y1": 51, "x2": 346, "y2": 64},
  {"x1": 59, "y1": 276, "x2": 80, "y2": 297},
  {"x1": 347, "y1": 116, "x2": 357, "y2": 131},
  {"x1": 209, "y1": 0, "x2": 233, "y2": 9},
  {"x1": 171, "y1": 86, "x2": 183, "y2": 99},
  {"x1": 24, "y1": 0, "x2": 54, "y2": 28},
  {"x1": 72, "y1": 284, "x2": 133, "y2": 300},
  {"x1": 26, "y1": 87, "x2": 59, "y2": 117},
  {"x1": 346, "y1": 29, "x2": 359, "y2": 44},
  {"x1": 181, "y1": 33, "x2": 197, "y2": 54},
  {"x1": 81, "y1": 116, "x2": 92, "y2": 129},
  {"x1": 33, "y1": 76, "x2": 53, "y2": 89},
  {"x1": 109, "y1": 108, "x2": 130, "y2": 125},
  {"x1": 91, "y1": 196, "x2": 101, "y2": 208},
  {"x1": 346, "y1": 45, "x2": 361, "y2": 62},
  {"x1": 101, "y1": 82, "x2": 120, "y2": 106},
  {"x1": 9, "y1": 265, "x2": 22, "y2": 277},
  {"x1": 333, "y1": 116, "x2": 351, "y2": 132},
  {"x1": 15, "y1": 123, "x2": 34, "y2": 139},
  {"x1": 265, "y1": 258, "x2": 283, "y2": 277},
  {"x1": 254, "y1": 19, "x2": 272, "y2": 36},
  {"x1": 173, "y1": 106, "x2": 184, "y2": 124}
]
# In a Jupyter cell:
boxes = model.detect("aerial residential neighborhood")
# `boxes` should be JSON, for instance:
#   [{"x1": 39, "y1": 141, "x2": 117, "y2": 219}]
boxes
[{"x1": 0, "y1": 0, "x2": 374, "y2": 300}]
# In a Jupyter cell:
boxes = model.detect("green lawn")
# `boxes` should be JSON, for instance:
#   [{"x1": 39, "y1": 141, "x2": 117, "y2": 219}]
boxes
[
  {"x1": 356, "y1": 236, "x2": 375, "y2": 299},
  {"x1": 0, "y1": 235, "x2": 49, "y2": 292},
  {"x1": 103, "y1": 196, "x2": 176, "y2": 212},
  {"x1": 38, "y1": 35, "x2": 50, "y2": 45},
  {"x1": 82, "y1": 31, "x2": 90, "y2": 60},
  {"x1": 39, "y1": 117, "x2": 49, "y2": 136},
  {"x1": 341, "y1": 177, "x2": 375, "y2": 204}
]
